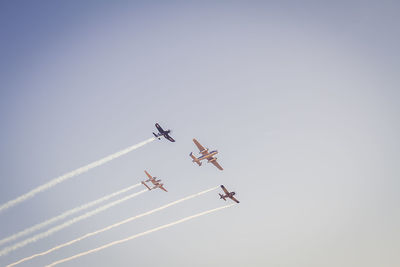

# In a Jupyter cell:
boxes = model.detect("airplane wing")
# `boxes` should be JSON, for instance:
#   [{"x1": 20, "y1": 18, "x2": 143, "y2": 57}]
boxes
[
  {"x1": 220, "y1": 185, "x2": 230, "y2": 195},
  {"x1": 164, "y1": 134, "x2": 175, "y2": 142},
  {"x1": 193, "y1": 139, "x2": 207, "y2": 154},
  {"x1": 211, "y1": 159, "x2": 223, "y2": 170},
  {"x1": 155, "y1": 123, "x2": 164, "y2": 133},
  {"x1": 144, "y1": 170, "x2": 153, "y2": 180},
  {"x1": 159, "y1": 185, "x2": 168, "y2": 192},
  {"x1": 229, "y1": 196, "x2": 240, "y2": 203}
]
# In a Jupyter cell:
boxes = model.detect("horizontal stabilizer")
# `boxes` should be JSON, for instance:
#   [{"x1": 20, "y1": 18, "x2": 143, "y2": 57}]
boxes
[
  {"x1": 190, "y1": 153, "x2": 202, "y2": 166},
  {"x1": 141, "y1": 181, "x2": 151, "y2": 191},
  {"x1": 153, "y1": 132, "x2": 161, "y2": 140}
]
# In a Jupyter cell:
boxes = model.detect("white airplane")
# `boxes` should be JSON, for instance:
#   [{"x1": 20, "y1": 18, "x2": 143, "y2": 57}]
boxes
[
  {"x1": 141, "y1": 170, "x2": 167, "y2": 192},
  {"x1": 189, "y1": 138, "x2": 223, "y2": 170}
]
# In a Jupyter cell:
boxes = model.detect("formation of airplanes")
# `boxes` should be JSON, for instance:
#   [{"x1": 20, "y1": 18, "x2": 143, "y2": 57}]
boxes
[{"x1": 146, "y1": 123, "x2": 239, "y2": 203}]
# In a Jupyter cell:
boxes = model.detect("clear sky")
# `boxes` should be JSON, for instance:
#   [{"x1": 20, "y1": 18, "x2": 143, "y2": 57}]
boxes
[{"x1": 0, "y1": 1, "x2": 399, "y2": 266}]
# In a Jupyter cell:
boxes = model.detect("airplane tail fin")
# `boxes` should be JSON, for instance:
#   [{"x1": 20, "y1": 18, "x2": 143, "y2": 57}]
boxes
[
  {"x1": 190, "y1": 152, "x2": 202, "y2": 166},
  {"x1": 219, "y1": 194, "x2": 226, "y2": 200}
]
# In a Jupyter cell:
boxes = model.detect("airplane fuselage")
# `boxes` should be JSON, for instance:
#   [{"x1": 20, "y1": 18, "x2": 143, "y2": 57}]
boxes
[
  {"x1": 197, "y1": 150, "x2": 218, "y2": 161},
  {"x1": 220, "y1": 192, "x2": 236, "y2": 200},
  {"x1": 226, "y1": 192, "x2": 235, "y2": 198},
  {"x1": 155, "y1": 130, "x2": 170, "y2": 137},
  {"x1": 160, "y1": 129, "x2": 170, "y2": 136}
]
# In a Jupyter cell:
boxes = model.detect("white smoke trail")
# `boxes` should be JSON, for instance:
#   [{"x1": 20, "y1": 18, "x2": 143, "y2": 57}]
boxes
[
  {"x1": 0, "y1": 137, "x2": 155, "y2": 214},
  {"x1": 46, "y1": 204, "x2": 234, "y2": 267},
  {"x1": 0, "y1": 183, "x2": 141, "y2": 247},
  {"x1": 0, "y1": 189, "x2": 147, "y2": 257},
  {"x1": 7, "y1": 186, "x2": 219, "y2": 267}
]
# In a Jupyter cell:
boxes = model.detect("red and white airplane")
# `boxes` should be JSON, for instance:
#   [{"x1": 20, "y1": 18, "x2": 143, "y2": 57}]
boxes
[
  {"x1": 141, "y1": 170, "x2": 167, "y2": 192},
  {"x1": 189, "y1": 138, "x2": 223, "y2": 170},
  {"x1": 219, "y1": 185, "x2": 239, "y2": 203}
]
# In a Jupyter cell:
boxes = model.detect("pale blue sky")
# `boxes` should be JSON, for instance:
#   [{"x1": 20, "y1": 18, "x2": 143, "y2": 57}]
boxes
[{"x1": 0, "y1": 1, "x2": 399, "y2": 266}]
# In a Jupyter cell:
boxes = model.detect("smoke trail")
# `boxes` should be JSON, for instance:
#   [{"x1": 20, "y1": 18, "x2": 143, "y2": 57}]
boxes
[
  {"x1": 46, "y1": 204, "x2": 234, "y2": 267},
  {"x1": 7, "y1": 186, "x2": 219, "y2": 267},
  {"x1": 0, "y1": 137, "x2": 155, "y2": 214},
  {"x1": 0, "y1": 183, "x2": 141, "y2": 247},
  {"x1": 0, "y1": 190, "x2": 147, "y2": 257}
]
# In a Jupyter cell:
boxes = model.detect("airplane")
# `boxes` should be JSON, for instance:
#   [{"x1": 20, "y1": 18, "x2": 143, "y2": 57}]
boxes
[
  {"x1": 153, "y1": 123, "x2": 175, "y2": 142},
  {"x1": 189, "y1": 138, "x2": 223, "y2": 170},
  {"x1": 141, "y1": 170, "x2": 168, "y2": 192},
  {"x1": 219, "y1": 185, "x2": 239, "y2": 203}
]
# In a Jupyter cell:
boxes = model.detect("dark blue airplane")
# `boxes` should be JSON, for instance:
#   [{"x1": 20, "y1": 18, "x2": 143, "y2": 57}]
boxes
[{"x1": 153, "y1": 123, "x2": 175, "y2": 142}]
